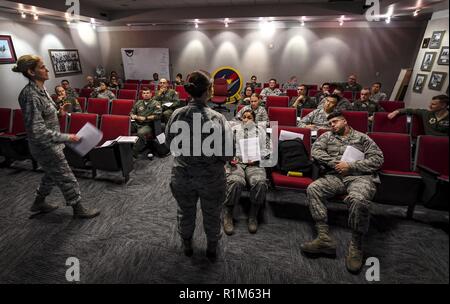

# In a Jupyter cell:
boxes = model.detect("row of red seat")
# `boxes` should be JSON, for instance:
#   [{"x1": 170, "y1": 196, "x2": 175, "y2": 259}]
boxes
[
  {"x1": 76, "y1": 86, "x2": 190, "y2": 101},
  {"x1": 270, "y1": 127, "x2": 449, "y2": 216}
]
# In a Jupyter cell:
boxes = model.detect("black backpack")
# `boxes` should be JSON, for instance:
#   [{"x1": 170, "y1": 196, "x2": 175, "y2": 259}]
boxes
[{"x1": 277, "y1": 138, "x2": 313, "y2": 175}]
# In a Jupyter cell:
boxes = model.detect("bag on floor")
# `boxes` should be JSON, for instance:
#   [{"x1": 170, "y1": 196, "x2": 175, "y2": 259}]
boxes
[{"x1": 277, "y1": 138, "x2": 313, "y2": 175}]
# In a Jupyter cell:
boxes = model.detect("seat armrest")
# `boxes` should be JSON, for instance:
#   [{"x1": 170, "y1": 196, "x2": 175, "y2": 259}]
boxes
[{"x1": 416, "y1": 164, "x2": 440, "y2": 178}]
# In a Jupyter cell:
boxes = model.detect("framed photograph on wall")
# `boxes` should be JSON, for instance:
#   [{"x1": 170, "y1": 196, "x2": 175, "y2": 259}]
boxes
[
  {"x1": 0, "y1": 35, "x2": 17, "y2": 64},
  {"x1": 428, "y1": 71, "x2": 447, "y2": 91},
  {"x1": 422, "y1": 38, "x2": 430, "y2": 48},
  {"x1": 420, "y1": 52, "x2": 436, "y2": 71},
  {"x1": 437, "y1": 47, "x2": 449, "y2": 65},
  {"x1": 429, "y1": 31, "x2": 445, "y2": 49},
  {"x1": 412, "y1": 73, "x2": 428, "y2": 93},
  {"x1": 48, "y1": 49, "x2": 82, "y2": 77}
]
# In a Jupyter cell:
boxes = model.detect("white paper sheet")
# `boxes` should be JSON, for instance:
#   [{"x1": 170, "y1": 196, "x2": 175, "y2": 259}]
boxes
[
  {"x1": 68, "y1": 122, "x2": 103, "y2": 156},
  {"x1": 266, "y1": 128, "x2": 272, "y2": 134},
  {"x1": 117, "y1": 136, "x2": 139, "y2": 143},
  {"x1": 156, "y1": 133, "x2": 166, "y2": 144},
  {"x1": 163, "y1": 102, "x2": 173, "y2": 108},
  {"x1": 239, "y1": 137, "x2": 261, "y2": 163},
  {"x1": 279, "y1": 130, "x2": 304, "y2": 141},
  {"x1": 100, "y1": 140, "x2": 115, "y2": 148},
  {"x1": 311, "y1": 130, "x2": 317, "y2": 137},
  {"x1": 341, "y1": 146, "x2": 364, "y2": 163}
]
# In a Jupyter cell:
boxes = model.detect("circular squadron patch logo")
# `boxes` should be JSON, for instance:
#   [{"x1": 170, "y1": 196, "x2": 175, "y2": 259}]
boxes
[{"x1": 212, "y1": 66, "x2": 243, "y2": 104}]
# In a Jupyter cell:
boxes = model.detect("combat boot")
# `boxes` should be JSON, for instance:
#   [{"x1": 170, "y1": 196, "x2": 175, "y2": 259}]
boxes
[
  {"x1": 206, "y1": 241, "x2": 217, "y2": 262},
  {"x1": 346, "y1": 232, "x2": 364, "y2": 274},
  {"x1": 72, "y1": 202, "x2": 100, "y2": 219},
  {"x1": 223, "y1": 206, "x2": 234, "y2": 235},
  {"x1": 30, "y1": 196, "x2": 58, "y2": 213},
  {"x1": 300, "y1": 222, "x2": 337, "y2": 256},
  {"x1": 248, "y1": 204, "x2": 260, "y2": 234},
  {"x1": 182, "y1": 238, "x2": 193, "y2": 257}
]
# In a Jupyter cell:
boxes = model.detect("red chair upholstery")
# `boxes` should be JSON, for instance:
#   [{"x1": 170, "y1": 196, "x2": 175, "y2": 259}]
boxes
[
  {"x1": 263, "y1": 83, "x2": 280, "y2": 88},
  {"x1": 369, "y1": 132, "x2": 422, "y2": 217},
  {"x1": 68, "y1": 113, "x2": 99, "y2": 133},
  {"x1": 118, "y1": 89, "x2": 137, "y2": 100},
  {"x1": 271, "y1": 127, "x2": 313, "y2": 191},
  {"x1": 0, "y1": 108, "x2": 12, "y2": 133},
  {"x1": 111, "y1": 99, "x2": 135, "y2": 116},
  {"x1": 10, "y1": 109, "x2": 25, "y2": 135},
  {"x1": 254, "y1": 87, "x2": 262, "y2": 95},
  {"x1": 125, "y1": 79, "x2": 140, "y2": 84},
  {"x1": 87, "y1": 98, "x2": 109, "y2": 116},
  {"x1": 317, "y1": 128, "x2": 329, "y2": 138},
  {"x1": 175, "y1": 85, "x2": 189, "y2": 102},
  {"x1": 76, "y1": 97, "x2": 87, "y2": 112},
  {"x1": 266, "y1": 96, "x2": 289, "y2": 109},
  {"x1": 342, "y1": 111, "x2": 368, "y2": 133},
  {"x1": 268, "y1": 107, "x2": 297, "y2": 126},
  {"x1": 286, "y1": 89, "x2": 297, "y2": 100},
  {"x1": 300, "y1": 108, "x2": 314, "y2": 118},
  {"x1": 211, "y1": 81, "x2": 229, "y2": 111},
  {"x1": 79, "y1": 88, "x2": 93, "y2": 98},
  {"x1": 305, "y1": 84, "x2": 318, "y2": 91},
  {"x1": 411, "y1": 114, "x2": 425, "y2": 139},
  {"x1": 99, "y1": 114, "x2": 131, "y2": 144},
  {"x1": 59, "y1": 113, "x2": 67, "y2": 133},
  {"x1": 141, "y1": 80, "x2": 151, "y2": 85},
  {"x1": 415, "y1": 135, "x2": 449, "y2": 210},
  {"x1": 372, "y1": 112, "x2": 408, "y2": 133},
  {"x1": 354, "y1": 92, "x2": 361, "y2": 101},
  {"x1": 379, "y1": 101, "x2": 405, "y2": 113},
  {"x1": 236, "y1": 104, "x2": 245, "y2": 115},
  {"x1": 123, "y1": 83, "x2": 139, "y2": 90},
  {"x1": 343, "y1": 91, "x2": 353, "y2": 101},
  {"x1": 307, "y1": 89, "x2": 318, "y2": 97}
]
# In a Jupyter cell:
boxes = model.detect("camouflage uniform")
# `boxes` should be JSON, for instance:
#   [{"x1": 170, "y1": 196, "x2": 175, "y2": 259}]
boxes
[
  {"x1": 54, "y1": 96, "x2": 82, "y2": 113},
  {"x1": 259, "y1": 87, "x2": 283, "y2": 106},
  {"x1": 297, "y1": 108, "x2": 331, "y2": 129},
  {"x1": 282, "y1": 82, "x2": 298, "y2": 91},
  {"x1": 18, "y1": 81, "x2": 81, "y2": 206},
  {"x1": 318, "y1": 97, "x2": 353, "y2": 111},
  {"x1": 235, "y1": 105, "x2": 268, "y2": 124},
  {"x1": 307, "y1": 128, "x2": 384, "y2": 233},
  {"x1": 90, "y1": 89, "x2": 116, "y2": 100},
  {"x1": 335, "y1": 82, "x2": 362, "y2": 95},
  {"x1": 238, "y1": 97, "x2": 251, "y2": 106},
  {"x1": 370, "y1": 92, "x2": 387, "y2": 103},
  {"x1": 154, "y1": 88, "x2": 180, "y2": 123},
  {"x1": 289, "y1": 96, "x2": 317, "y2": 116},
  {"x1": 352, "y1": 99, "x2": 385, "y2": 116},
  {"x1": 398, "y1": 108, "x2": 449, "y2": 136},
  {"x1": 130, "y1": 99, "x2": 162, "y2": 155},
  {"x1": 166, "y1": 99, "x2": 233, "y2": 244},
  {"x1": 64, "y1": 87, "x2": 78, "y2": 99},
  {"x1": 225, "y1": 123, "x2": 270, "y2": 209}
]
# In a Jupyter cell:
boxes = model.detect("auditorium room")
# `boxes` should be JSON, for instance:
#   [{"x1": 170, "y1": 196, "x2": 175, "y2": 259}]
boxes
[{"x1": 0, "y1": 0, "x2": 448, "y2": 285}]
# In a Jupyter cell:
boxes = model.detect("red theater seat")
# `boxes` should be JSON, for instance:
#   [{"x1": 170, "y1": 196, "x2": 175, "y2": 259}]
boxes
[
  {"x1": 372, "y1": 112, "x2": 408, "y2": 133},
  {"x1": 76, "y1": 97, "x2": 87, "y2": 112},
  {"x1": 87, "y1": 98, "x2": 109, "y2": 116},
  {"x1": 286, "y1": 89, "x2": 297, "y2": 100},
  {"x1": 0, "y1": 108, "x2": 12, "y2": 133},
  {"x1": 118, "y1": 89, "x2": 137, "y2": 100},
  {"x1": 379, "y1": 101, "x2": 405, "y2": 113},
  {"x1": 111, "y1": 99, "x2": 135, "y2": 116},
  {"x1": 123, "y1": 83, "x2": 139, "y2": 90},
  {"x1": 343, "y1": 91, "x2": 353, "y2": 101},
  {"x1": 266, "y1": 96, "x2": 289, "y2": 109},
  {"x1": 300, "y1": 108, "x2": 314, "y2": 118},
  {"x1": 268, "y1": 107, "x2": 297, "y2": 126},
  {"x1": 125, "y1": 79, "x2": 140, "y2": 84},
  {"x1": 79, "y1": 88, "x2": 93, "y2": 98},
  {"x1": 342, "y1": 111, "x2": 368, "y2": 133},
  {"x1": 211, "y1": 80, "x2": 229, "y2": 112}
]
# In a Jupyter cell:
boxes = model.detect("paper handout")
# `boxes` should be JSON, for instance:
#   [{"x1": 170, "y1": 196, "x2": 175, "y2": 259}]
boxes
[
  {"x1": 341, "y1": 146, "x2": 365, "y2": 163},
  {"x1": 156, "y1": 133, "x2": 166, "y2": 144},
  {"x1": 163, "y1": 102, "x2": 173, "y2": 108},
  {"x1": 117, "y1": 136, "x2": 139, "y2": 143},
  {"x1": 239, "y1": 137, "x2": 261, "y2": 163},
  {"x1": 279, "y1": 130, "x2": 304, "y2": 141},
  {"x1": 67, "y1": 122, "x2": 103, "y2": 156}
]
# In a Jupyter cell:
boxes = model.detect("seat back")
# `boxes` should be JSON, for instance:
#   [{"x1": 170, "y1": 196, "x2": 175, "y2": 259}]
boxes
[
  {"x1": 87, "y1": 98, "x2": 109, "y2": 115},
  {"x1": 305, "y1": 84, "x2": 318, "y2": 91},
  {"x1": 300, "y1": 108, "x2": 314, "y2": 118},
  {"x1": 111, "y1": 99, "x2": 135, "y2": 116},
  {"x1": 175, "y1": 85, "x2": 189, "y2": 100},
  {"x1": 286, "y1": 89, "x2": 297, "y2": 100},
  {"x1": 79, "y1": 88, "x2": 93, "y2": 98},
  {"x1": 11, "y1": 109, "x2": 25, "y2": 134},
  {"x1": 276, "y1": 127, "x2": 312, "y2": 156},
  {"x1": 0, "y1": 108, "x2": 12, "y2": 132},
  {"x1": 415, "y1": 135, "x2": 449, "y2": 176},
  {"x1": 118, "y1": 89, "x2": 137, "y2": 100},
  {"x1": 266, "y1": 96, "x2": 289, "y2": 109},
  {"x1": 372, "y1": 112, "x2": 408, "y2": 133},
  {"x1": 68, "y1": 113, "x2": 99, "y2": 133},
  {"x1": 236, "y1": 104, "x2": 245, "y2": 114},
  {"x1": 343, "y1": 91, "x2": 353, "y2": 101},
  {"x1": 254, "y1": 87, "x2": 262, "y2": 95},
  {"x1": 308, "y1": 89, "x2": 318, "y2": 97},
  {"x1": 125, "y1": 79, "x2": 140, "y2": 84},
  {"x1": 122, "y1": 83, "x2": 139, "y2": 90},
  {"x1": 411, "y1": 114, "x2": 425, "y2": 139},
  {"x1": 213, "y1": 84, "x2": 228, "y2": 96},
  {"x1": 59, "y1": 113, "x2": 67, "y2": 133},
  {"x1": 378, "y1": 101, "x2": 405, "y2": 113},
  {"x1": 141, "y1": 80, "x2": 151, "y2": 85},
  {"x1": 100, "y1": 114, "x2": 131, "y2": 143},
  {"x1": 269, "y1": 107, "x2": 297, "y2": 126},
  {"x1": 317, "y1": 128, "x2": 329, "y2": 138},
  {"x1": 76, "y1": 97, "x2": 87, "y2": 112},
  {"x1": 263, "y1": 83, "x2": 280, "y2": 88},
  {"x1": 369, "y1": 132, "x2": 412, "y2": 172},
  {"x1": 342, "y1": 111, "x2": 369, "y2": 133}
]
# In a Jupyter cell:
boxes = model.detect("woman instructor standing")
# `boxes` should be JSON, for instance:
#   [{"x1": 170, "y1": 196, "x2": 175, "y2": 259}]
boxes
[
  {"x1": 166, "y1": 71, "x2": 233, "y2": 261},
  {"x1": 12, "y1": 55, "x2": 100, "y2": 218}
]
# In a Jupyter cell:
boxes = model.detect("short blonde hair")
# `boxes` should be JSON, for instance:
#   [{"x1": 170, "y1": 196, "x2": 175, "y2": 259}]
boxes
[{"x1": 12, "y1": 55, "x2": 41, "y2": 79}]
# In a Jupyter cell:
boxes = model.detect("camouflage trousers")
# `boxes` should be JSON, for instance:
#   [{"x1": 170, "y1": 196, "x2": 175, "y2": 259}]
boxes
[
  {"x1": 224, "y1": 163, "x2": 267, "y2": 207},
  {"x1": 306, "y1": 174, "x2": 377, "y2": 234},
  {"x1": 170, "y1": 166, "x2": 226, "y2": 244},
  {"x1": 131, "y1": 122, "x2": 153, "y2": 155},
  {"x1": 31, "y1": 145, "x2": 81, "y2": 206}
]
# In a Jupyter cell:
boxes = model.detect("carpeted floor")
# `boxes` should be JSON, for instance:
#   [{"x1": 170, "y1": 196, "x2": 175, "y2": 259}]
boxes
[{"x1": 0, "y1": 154, "x2": 448, "y2": 284}]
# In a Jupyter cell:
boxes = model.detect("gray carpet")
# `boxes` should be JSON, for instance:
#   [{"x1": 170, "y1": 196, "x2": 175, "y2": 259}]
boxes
[{"x1": 0, "y1": 154, "x2": 448, "y2": 284}]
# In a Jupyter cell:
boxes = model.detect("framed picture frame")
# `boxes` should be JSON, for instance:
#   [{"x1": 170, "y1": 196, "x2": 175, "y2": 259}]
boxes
[
  {"x1": 413, "y1": 74, "x2": 428, "y2": 93},
  {"x1": 429, "y1": 31, "x2": 445, "y2": 49},
  {"x1": 422, "y1": 38, "x2": 430, "y2": 48},
  {"x1": 0, "y1": 35, "x2": 17, "y2": 64},
  {"x1": 437, "y1": 47, "x2": 449, "y2": 65},
  {"x1": 48, "y1": 49, "x2": 82, "y2": 77},
  {"x1": 428, "y1": 72, "x2": 447, "y2": 91},
  {"x1": 420, "y1": 52, "x2": 436, "y2": 72}
]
